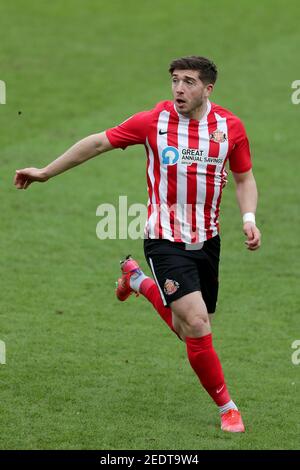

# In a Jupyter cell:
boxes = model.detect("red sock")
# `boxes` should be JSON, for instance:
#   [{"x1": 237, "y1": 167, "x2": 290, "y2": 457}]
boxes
[
  {"x1": 186, "y1": 334, "x2": 231, "y2": 406},
  {"x1": 139, "y1": 278, "x2": 180, "y2": 337}
]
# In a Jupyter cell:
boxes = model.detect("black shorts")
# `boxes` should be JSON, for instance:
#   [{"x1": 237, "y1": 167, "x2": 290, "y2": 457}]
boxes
[{"x1": 144, "y1": 236, "x2": 220, "y2": 313}]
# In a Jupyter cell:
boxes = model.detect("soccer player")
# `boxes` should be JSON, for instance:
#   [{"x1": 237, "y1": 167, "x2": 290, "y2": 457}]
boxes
[{"x1": 14, "y1": 56, "x2": 261, "y2": 433}]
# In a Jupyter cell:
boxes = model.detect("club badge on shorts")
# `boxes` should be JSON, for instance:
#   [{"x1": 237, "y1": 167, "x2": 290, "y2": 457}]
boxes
[{"x1": 164, "y1": 279, "x2": 179, "y2": 295}]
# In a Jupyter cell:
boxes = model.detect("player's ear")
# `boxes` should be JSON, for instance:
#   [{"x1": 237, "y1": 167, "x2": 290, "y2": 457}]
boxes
[{"x1": 205, "y1": 83, "x2": 214, "y2": 97}]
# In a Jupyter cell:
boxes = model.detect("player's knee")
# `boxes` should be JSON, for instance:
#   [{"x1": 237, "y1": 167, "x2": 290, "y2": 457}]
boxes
[{"x1": 185, "y1": 314, "x2": 210, "y2": 335}]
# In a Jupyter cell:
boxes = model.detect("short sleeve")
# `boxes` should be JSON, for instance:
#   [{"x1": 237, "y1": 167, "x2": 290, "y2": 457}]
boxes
[
  {"x1": 105, "y1": 110, "x2": 152, "y2": 150},
  {"x1": 228, "y1": 119, "x2": 252, "y2": 173}
]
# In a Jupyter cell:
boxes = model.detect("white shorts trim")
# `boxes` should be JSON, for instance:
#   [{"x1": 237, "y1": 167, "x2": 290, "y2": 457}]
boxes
[{"x1": 148, "y1": 256, "x2": 167, "y2": 307}]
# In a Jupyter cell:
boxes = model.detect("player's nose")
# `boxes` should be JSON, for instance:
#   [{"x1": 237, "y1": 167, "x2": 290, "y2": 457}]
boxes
[
  {"x1": 176, "y1": 88, "x2": 185, "y2": 97},
  {"x1": 174, "y1": 80, "x2": 185, "y2": 93}
]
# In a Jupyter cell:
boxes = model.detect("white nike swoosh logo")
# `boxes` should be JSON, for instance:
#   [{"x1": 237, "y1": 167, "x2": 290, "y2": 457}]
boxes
[{"x1": 216, "y1": 385, "x2": 224, "y2": 394}]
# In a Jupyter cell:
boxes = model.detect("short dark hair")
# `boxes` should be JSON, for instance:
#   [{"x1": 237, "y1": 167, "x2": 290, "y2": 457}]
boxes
[{"x1": 169, "y1": 56, "x2": 218, "y2": 84}]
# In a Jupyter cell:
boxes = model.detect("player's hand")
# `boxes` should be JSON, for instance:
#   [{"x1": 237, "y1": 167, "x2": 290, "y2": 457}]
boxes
[
  {"x1": 243, "y1": 222, "x2": 261, "y2": 251},
  {"x1": 14, "y1": 168, "x2": 48, "y2": 189}
]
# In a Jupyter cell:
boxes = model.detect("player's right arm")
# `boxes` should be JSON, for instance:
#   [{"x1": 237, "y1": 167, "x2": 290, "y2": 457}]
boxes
[
  {"x1": 14, "y1": 108, "x2": 152, "y2": 189},
  {"x1": 14, "y1": 131, "x2": 113, "y2": 189}
]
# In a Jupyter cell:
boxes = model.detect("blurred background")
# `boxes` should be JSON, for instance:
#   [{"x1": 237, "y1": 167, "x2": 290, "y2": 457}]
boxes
[{"x1": 0, "y1": 0, "x2": 299, "y2": 450}]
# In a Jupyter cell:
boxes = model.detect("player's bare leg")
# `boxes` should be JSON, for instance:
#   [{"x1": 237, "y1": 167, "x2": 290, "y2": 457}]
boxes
[{"x1": 170, "y1": 291, "x2": 210, "y2": 340}]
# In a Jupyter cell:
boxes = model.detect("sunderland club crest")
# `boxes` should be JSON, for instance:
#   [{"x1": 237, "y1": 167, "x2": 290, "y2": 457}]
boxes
[
  {"x1": 164, "y1": 279, "x2": 180, "y2": 295},
  {"x1": 209, "y1": 129, "x2": 227, "y2": 143}
]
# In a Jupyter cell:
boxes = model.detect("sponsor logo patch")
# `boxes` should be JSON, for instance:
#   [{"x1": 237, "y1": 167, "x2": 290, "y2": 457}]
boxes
[
  {"x1": 161, "y1": 146, "x2": 180, "y2": 165},
  {"x1": 209, "y1": 130, "x2": 227, "y2": 143},
  {"x1": 163, "y1": 279, "x2": 180, "y2": 295},
  {"x1": 161, "y1": 146, "x2": 224, "y2": 165}
]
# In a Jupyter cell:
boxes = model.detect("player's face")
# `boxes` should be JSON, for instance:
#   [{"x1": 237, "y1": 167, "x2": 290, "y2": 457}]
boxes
[{"x1": 171, "y1": 69, "x2": 213, "y2": 118}]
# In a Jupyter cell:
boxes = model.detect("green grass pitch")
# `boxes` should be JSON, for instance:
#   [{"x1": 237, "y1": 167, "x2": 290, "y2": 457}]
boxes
[{"x1": 0, "y1": 0, "x2": 299, "y2": 450}]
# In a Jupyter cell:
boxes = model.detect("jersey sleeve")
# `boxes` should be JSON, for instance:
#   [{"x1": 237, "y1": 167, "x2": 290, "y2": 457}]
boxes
[
  {"x1": 105, "y1": 110, "x2": 152, "y2": 150},
  {"x1": 228, "y1": 119, "x2": 252, "y2": 173}
]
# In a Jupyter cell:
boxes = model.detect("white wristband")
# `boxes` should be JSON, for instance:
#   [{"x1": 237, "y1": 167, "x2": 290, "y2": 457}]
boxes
[{"x1": 243, "y1": 212, "x2": 256, "y2": 225}]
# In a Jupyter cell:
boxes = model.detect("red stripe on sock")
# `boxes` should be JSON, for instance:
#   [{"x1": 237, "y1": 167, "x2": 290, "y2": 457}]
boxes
[
  {"x1": 186, "y1": 334, "x2": 231, "y2": 406},
  {"x1": 139, "y1": 278, "x2": 156, "y2": 297}
]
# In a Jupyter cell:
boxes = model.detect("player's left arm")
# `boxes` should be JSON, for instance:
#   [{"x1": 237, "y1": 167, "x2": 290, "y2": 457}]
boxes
[{"x1": 232, "y1": 169, "x2": 261, "y2": 251}]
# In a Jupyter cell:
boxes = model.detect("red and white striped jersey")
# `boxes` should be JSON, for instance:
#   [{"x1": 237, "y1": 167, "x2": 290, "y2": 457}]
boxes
[{"x1": 106, "y1": 100, "x2": 252, "y2": 244}]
